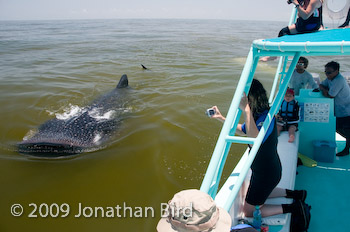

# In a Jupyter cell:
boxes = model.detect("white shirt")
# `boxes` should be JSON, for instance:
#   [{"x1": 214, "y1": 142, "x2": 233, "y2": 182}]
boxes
[
  {"x1": 321, "y1": 73, "x2": 350, "y2": 117},
  {"x1": 289, "y1": 70, "x2": 318, "y2": 95}
]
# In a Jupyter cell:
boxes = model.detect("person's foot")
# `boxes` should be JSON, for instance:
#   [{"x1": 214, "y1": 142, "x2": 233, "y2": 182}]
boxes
[
  {"x1": 291, "y1": 200, "x2": 311, "y2": 230},
  {"x1": 336, "y1": 149, "x2": 349, "y2": 156},
  {"x1": 290, "y1": 200, "x2": 303, "y2": 212},
  {"x1": 259, "y1": 56, "x2": 277, "y2": 62},
  {"x1": 287, "y1": 190, "x2": 307, "y2": 202},
  {"x1": 288, "y1": 134, "x2": 295, "y2": 143},
  {"x1": 293, "y1": 190, "x2": 307, "y2": 202}
]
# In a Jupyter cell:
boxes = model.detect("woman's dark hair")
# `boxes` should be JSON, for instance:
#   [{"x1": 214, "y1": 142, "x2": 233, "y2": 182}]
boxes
[{"x1": 248, "y1": 79, "x2": 270, "y2": 120}]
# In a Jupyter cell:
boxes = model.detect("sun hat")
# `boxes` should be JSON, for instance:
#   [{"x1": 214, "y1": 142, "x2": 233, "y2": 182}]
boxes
[
  {"x1": 286, "y1": 88, "x2": 295, "y2": 96},
  {"x1": 157, "y1": 189, "x2": 231, "y2": 232}
]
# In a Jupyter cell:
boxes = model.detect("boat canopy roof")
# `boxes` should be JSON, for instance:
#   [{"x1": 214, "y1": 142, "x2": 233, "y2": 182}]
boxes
[{"x1": 253, "y1": 28, "x2": 350, "y2": 56}]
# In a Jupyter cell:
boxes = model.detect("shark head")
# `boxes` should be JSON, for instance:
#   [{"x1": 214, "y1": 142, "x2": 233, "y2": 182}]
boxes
[
  {"x1": 17, "y1": 140, "x2": 84, "y2": 158},
  {"x1": 117, "y1": 74, "x2": 129, "y2": 88}
]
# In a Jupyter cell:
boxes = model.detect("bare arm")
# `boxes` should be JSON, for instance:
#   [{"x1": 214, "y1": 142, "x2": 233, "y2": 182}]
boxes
[
  {"x1": 308, "y1": 74, "x2": 319, "y2": 89},
  {"x1": 239, "y1": 94, "x2": 259, "y2": 138},
  {"x1": 292, "y1": 0, "x2": 321, "y2": 20},
  {"x1": 236, "y1": 124, "x2": 246, "y2": 136},
  {"x1": 211, "y1": 106, "x2": 226, "y2": 122},
  {"x1": 210, "y1": 105, "x2": 251, "y2": 136},
  {"x1": 319, "y1": 84, "x2": 334, "y2": 98}
]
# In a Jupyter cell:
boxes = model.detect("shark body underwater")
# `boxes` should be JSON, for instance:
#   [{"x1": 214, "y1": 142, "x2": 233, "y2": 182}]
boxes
[{"x1": 18, "y1": 74, "x2": 130, "y2": 158}]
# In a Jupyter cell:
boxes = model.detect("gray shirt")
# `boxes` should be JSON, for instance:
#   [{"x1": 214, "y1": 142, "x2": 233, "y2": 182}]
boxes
[
  {"x1": 289, "y1": 70, "x2": 318, "y2": 95},
  {"x1": 321, "y1": 73, "x2": 350, "y2": 117}
]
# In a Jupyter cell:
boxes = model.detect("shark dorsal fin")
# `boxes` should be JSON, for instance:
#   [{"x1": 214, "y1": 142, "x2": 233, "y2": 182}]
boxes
[{"x1": 117, "y1": 74, "x2": 128, "y2": 88}]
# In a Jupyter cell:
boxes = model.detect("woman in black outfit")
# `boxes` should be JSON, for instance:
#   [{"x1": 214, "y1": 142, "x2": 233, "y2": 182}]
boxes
[{"x1": 210, "y1": 79, "x2": 308, "y2": 217}]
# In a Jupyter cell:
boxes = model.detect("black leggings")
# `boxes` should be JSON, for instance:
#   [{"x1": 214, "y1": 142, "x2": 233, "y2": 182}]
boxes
[{"x1": 278, "y1": 15, "x2": 321, "y2": 37}]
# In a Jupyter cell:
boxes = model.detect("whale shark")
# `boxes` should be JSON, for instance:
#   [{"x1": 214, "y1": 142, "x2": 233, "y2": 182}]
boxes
[{"x1": 18, "y1": 74, "x2": 130, "y2": 158}]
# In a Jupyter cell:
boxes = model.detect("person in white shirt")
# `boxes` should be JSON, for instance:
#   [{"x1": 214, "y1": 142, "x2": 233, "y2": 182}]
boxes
[
  {"x1": 319, "y1": 61, "x2": 350, "y2": 156},
  {"x1": 289, "y1": 57, "x2": 318, "y2": 96}
]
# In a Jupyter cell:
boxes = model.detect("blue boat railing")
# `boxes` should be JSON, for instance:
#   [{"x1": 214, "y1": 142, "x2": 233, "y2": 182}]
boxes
[
  {"x1": 200, "y1": 5, "x2": 350, "y2": 213},
  {"x1": 200, "y1": 4, "x2": 301, "y2": 206},
  {"x1": 269, "y1": 7, "x2": 298, "y2": 104},
  {"x1": 200, "y1": 45, "x2": 301, "y2": 210}
]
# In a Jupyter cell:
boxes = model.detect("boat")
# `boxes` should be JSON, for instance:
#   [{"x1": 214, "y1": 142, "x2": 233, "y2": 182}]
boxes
[{"x1": 199, "y1": 4, "x2": 350, "y2": 232}]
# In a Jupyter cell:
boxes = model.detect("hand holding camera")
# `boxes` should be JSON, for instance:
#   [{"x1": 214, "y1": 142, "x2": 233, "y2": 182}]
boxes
[
  {"x1": 206, "y1": 108, "x2": 216, "y2": 117},
  {"x1": 206, "y1": 106, "x2": 226, "y2": 122}
]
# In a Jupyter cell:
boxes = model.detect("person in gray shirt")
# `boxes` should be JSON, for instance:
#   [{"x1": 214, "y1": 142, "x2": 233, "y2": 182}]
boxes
[
  {"x1": 289, "y1": 57, "x2": 318, "y2": 96},
  {"x1": 319, "y1": 61, "x2": 350, "y2": 156}
]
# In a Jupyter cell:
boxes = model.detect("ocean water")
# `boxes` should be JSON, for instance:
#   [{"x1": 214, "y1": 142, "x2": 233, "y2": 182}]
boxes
[{"x1": 0, "y1": 19, "x2": 349, "y2": 231}]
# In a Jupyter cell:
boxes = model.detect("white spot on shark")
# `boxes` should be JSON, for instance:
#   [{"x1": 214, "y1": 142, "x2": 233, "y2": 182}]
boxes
[
  {"x1": 93, "y1": 134, "x2": 102, "y2": 145},
  {"x1": 23, "y1": 129, "x2": 38, "y2": 141},
  {"x1": 47, "y1": 104, "x2": 85, "y2": 120},
  {"x1": 88, "y1": 108, "x2": 115, "y2": 120}
]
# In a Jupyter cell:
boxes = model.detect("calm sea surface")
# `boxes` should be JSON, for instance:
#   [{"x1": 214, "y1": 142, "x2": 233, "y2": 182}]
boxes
[{"x1": 0, "y1": 19, "x2": 349, "y2": 231}]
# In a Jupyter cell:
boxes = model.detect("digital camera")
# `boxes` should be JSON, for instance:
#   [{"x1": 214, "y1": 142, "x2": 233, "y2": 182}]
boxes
[{"x1": 206, "y1": 108, "x2": 216, "y2": 117}]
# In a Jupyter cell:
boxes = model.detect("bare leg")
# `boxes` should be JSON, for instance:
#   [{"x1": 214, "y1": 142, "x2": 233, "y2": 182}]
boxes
[
  {"x1": 288, "y1": 125, "x2": 297, "y2": 143},
  {"x1": 260, "y1": 24, "x2": 298, "y2": 62},
  {"x1": 288, "y1": 24, "x2": 298, "y2": 35},
  {"x1": 268, "y1": 187, "x2": 287, "y2": 198},
  {"x1": 260, "y1": 204, "x2": 284, "y2": 217},
  {"x1": 268, "y1": 188, "x2": 307, "y2": 201},
  {"x1": 259, "y1": 56, "x2": 277, "y2": 62},
  {"x1": 243, "y1": 202, "x2": 283, "y2": 218}
]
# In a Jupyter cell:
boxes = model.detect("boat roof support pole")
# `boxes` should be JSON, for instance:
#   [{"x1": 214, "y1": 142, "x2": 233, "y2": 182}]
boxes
[
  {"x1": 289, "y1": 7, "x2": 298, "y2": 26},
  {"x1": 269, "y1": 57, "x2": 284, "y2": 105},
  {"x1": 278, "y1": 56, "x2": 292, "y2": 93},
  {"x1": 230, "y1": 49, "x2": 260, "y2": 136},
  {"x1": 269, "y1": 53, "x2": 301, "y2": 126}
]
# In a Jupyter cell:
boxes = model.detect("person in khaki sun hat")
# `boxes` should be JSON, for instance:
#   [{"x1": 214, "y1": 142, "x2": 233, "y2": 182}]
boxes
[{"x1": 157, "y1": 189, "x2": 231, "y2": 232}]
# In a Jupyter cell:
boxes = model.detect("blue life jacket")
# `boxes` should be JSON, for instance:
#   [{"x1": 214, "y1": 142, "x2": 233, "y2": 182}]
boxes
[{"x1": 279, "y1": 99, "x2": 299, "y2": 122}]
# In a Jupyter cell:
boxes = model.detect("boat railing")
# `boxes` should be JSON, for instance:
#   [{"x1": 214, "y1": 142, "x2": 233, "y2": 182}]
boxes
[
  {"x1": 200, "y1": 4, "x2": 350, "y2": 214},
  {"x1": 200, "y1": 44, "x2": 301, "y2": 211},
  {"x1": 269, "y1": 6, "x2": 298, "y2": 104}
]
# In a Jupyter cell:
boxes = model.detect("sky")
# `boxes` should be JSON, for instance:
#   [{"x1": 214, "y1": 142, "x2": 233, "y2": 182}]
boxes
[{"x1": 0, "y1": 0, "x2": 294, "y2": 22}]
